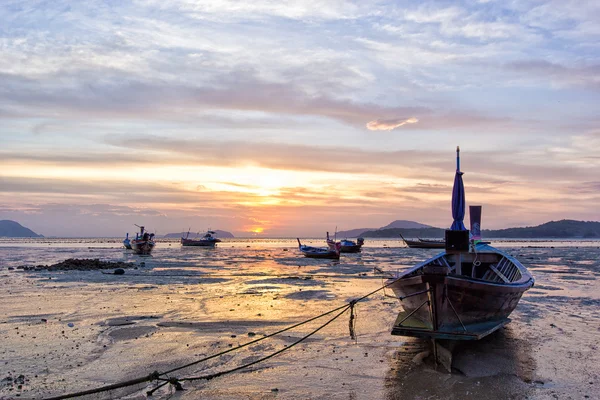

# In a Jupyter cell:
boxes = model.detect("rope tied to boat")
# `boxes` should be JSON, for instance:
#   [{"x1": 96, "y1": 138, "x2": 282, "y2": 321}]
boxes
[
  {"x1": 44, "y1": 277, "x2": 404, "y2": 399},
  {"x1": 180, "y1": 306, "x2": 351, "y2": 383}
]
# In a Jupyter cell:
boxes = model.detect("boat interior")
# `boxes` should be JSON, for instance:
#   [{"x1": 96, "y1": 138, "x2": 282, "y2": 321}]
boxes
[{"x1": 406, "y1": 251, "x2": 524, "y2": 284}]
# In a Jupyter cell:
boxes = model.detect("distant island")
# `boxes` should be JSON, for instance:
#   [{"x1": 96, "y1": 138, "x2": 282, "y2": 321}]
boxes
[
  {"x1": 0, "y1": 220, "x2": 44, "y2": 238},
  {"x1": 359, "y1": 220, "x2": 600, "y2": 239},
  {"x1": 163, "y1": 230, "x2": 234, "y2": 239},
  {"x1": 336, "y1": 220, "x2": 431, "y2": 238},
  {"x1": 482, "y1": 220, "x2": 600, "y2": 239}
]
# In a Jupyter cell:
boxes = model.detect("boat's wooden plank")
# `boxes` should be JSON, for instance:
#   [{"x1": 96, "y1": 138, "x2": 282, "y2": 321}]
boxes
[
  {"x1": 435, "y1": 340, "x2": 453, "y2": 373},
  {"x1": 507, "y1": 266, "x2": 518, "y2": 282},
  {"x1": 390, "y1": 275, "x2": 425, "y2": 286},
  {"x1": 393, "y1": 310, "x2": 432, "y2": 329},
  {"x1": 450, "y1": 253, "x2": 462, "y2": 275},
  {"x1": 391, "y1": 318, "x2": 510, "y2": 341},
  {"x1": 439, "y1": 256, "x2": 451, "y2": 270},
  {"x1": 489, "y1": 263, "x2": 511, "y2": 283},
  {"x1": 444, "y1": 275, "x2": 533, "y2": 293}
]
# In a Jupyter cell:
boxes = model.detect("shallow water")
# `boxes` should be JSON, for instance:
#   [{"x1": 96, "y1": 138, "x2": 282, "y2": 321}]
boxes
[{"x1": 1, "y1": 238, "x2": 599, "y2": 399}]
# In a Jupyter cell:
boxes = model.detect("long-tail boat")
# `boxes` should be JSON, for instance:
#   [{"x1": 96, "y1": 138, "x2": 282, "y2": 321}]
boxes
[
  {"x1": 297, "y1": 232, "x2": 341, "y2": 259},
  {"x1": 400, "y1": 233, "x2": 445, "y2": 249},
  {"x1": 339, "y1": 237, "x2": 364, "y2": 253},
  {"x1": 181, "y1": 230, "x2": 222, "y2": 247},
  {"x1": 131, "y1": 225, "x2": 156, "y2": 255},
  {"x1": 387, "y1": 147, "x2": 534, "y2": 368}
]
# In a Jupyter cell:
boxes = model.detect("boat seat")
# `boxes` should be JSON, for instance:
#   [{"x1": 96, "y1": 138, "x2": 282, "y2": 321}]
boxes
[
  {"x1": 497, "y1": 257, "x2": 520, "y2": 282},
  {"x1": 482, "y1": 257, "x2": 512, "y2": 283},
  {"x1": 488, "y1": 264, "x2": 511, "y2": 283},
  {"x1": 482, "y1": 258, "x2": 499, "y2": 282}
]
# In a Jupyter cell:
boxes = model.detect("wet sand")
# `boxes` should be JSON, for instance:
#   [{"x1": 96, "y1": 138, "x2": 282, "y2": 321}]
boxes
[{"x1": 0, "y1": 239, "x2": 599, "y2": 399}]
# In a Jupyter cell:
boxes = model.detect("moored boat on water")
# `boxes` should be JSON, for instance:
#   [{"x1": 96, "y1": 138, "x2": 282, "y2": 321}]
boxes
[
  {"x1": 339, "y1": 237, "x2": 364, "y2": 253},
  {"x1": 387, "y1": 147, "x2": 534, "y2": 368},
  {"x1": 388, "y1": 241, "x2": 534, "y2": 340},
  {"x1": 326, "y1": 232, "x2": 363, "y2": 253},
  {"x1": 130, "y1": 225, "x2": 155, "y2": 255},
  {"x1": 400, "y1": 233, "x2": 445, "y2": 249},
  {"x1": 298, "y1": 232, "x2": 341, "y2": 259},
  {"x1": 181, "y1": 230, "x2": 222, "y2": 247}
]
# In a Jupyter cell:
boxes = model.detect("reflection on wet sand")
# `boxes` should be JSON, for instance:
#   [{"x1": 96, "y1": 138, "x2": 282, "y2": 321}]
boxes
[{"x1": 384, "y1": 329, "x2": 536, "y2": 399}]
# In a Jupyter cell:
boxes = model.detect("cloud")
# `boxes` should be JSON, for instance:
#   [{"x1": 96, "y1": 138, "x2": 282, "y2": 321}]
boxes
[
  {"x1": 568, "y1": 181, "x2": 600, "y2": 194},
  {"x1": 4, "y1": 133, "x2": 598, "y2": 184},
  {"x1": 505, "y1": 60, "x2": 600, "y2": 90},
  {"x1": 0, "y1": 70, "x2": 428, "y2": 128},
  {"x1": 137, "y1": 0, "x2": 372, "y2": 21},
  {"x1": 366, "y1": 117, "x2": 418, "y2": 131}
]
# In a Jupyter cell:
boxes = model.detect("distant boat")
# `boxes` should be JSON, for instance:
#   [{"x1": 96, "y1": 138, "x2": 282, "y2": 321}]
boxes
[
  {"x1": 339, "y1": 238, "x2": 364, "y2": 253},
  {"x1": 387, "y1": 147, "x2": 534, "y2": 362},
  {"x1": 123, "y1": 233, "x2": 132, "y2": 249},
  {"x1": 326, "y1": 232, "x2": 363, "y2": 253},
  {"x1": 400, "y1": 233, "x2": 445, "y2": 249},
  {"x1": 297, "y1": 233, "x2": 341, "y2": 259},
  {"x1": 181, "y1": 230, "x2": 222, "y2": 247},
  {"x1": 130, "y1": 225, "x2": 155, "y2": 255}
]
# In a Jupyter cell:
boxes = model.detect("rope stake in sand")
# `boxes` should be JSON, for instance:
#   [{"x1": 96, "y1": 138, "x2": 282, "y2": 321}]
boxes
[{"x1": 348, "y1": 300, "x2": 357, "y2": 341}]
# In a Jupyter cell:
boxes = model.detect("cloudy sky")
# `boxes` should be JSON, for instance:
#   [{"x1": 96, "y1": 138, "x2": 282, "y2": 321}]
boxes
[{"x1": 1, "y1": 0, "x2": 599, "y2": 237}]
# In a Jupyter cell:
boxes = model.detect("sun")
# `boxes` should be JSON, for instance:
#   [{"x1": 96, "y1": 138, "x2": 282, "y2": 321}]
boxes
[{"x1": 251, "y1": 227, "x2": 264, "y2": 234}]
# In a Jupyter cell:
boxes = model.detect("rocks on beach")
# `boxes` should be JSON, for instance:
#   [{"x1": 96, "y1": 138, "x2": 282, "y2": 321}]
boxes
[
  {"x1": 16, "y1": 258, "x2": 135, "y2": 272},
  {"x1": 1, "y1": 374, "x2": 28, "y2": 390}
]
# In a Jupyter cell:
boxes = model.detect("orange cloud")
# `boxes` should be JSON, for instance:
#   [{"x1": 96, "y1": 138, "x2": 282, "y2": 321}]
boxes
[{"x1": 366, "y1": 117, "x2": 419, "y2": 130}]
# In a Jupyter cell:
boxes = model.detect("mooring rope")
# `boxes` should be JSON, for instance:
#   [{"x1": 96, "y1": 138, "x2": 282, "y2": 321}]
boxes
[
  {"x1": 44, "y1": 276, "x2": 402, "y2": 399},
  {"x1": 44, "y1": 372, "x2": 161, "y2": 400},
  {"x1": 100, "y1": 271, "x2": 383, "y2": 280},
  {"x1": 43, "y1": 304, "x2": 351, "y2": 400},
  {"x1": 160, "y1": 303, "x2": 350, "y2": 376},
  {"x1": 180, "y1": 306, "x2": 351, "y2": 383}
]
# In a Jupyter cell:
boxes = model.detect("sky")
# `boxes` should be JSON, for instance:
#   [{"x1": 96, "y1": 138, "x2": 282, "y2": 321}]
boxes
[{"x1": 1, "y1": 0, "x2": 599, "y2": 237}]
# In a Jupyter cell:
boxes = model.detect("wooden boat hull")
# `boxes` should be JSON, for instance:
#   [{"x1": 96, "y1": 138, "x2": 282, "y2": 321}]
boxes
[
  {"x1": 297, "y1": 237, "x2": 341, "y2": 259},
  {"x1": 340, "y1": 245, "x2": 361, "y2": 253},
  {"x1": 389, "y1": 275, "x2": 530, "y2": 339},
  {"x1": 299, "y1": 247, "x2": 340, "y2": 259},
  {"x1": 400, "y1": 233, "x2": 444, "y2": 249},
  {"x1": 302, "y1": 253, "x2": 340, "y2": 259},
  {"x1": 181, "y1": 238, "x2": 220, "y2": 247},
  {"x1": 388, "y1": 244, "x2": 533, "y2": 340},
  {"x1": 131, "y1": 240, "x2": 155, "y2": 255},
  {"x1": 338, "y1": 238, "x2": 364, "y2": 253},
  {"x1": 340, "y1": 242, "x2": 362, "y2": 253},
  {"x1": 403, "y1": 239, "x2": 445, "y2": 249}
]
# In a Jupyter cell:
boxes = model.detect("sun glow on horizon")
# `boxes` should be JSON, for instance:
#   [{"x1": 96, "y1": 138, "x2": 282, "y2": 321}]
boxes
[{"x1": 1, "y1": 155, "x2": 577, "y2": 236}]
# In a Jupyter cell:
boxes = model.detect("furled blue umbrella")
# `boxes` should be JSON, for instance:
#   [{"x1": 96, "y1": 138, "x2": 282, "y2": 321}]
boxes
[{"x1": 450, "y1": 146, "x2": 466, "y2": 231}]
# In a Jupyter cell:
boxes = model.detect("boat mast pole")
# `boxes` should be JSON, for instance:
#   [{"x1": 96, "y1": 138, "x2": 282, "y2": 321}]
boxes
[
  {"x1": 451, "y1": 146, "x2": 463, "y2": 274},
  {"x1": 456, "y1": 145, "x2": 460, "y2": 172}
]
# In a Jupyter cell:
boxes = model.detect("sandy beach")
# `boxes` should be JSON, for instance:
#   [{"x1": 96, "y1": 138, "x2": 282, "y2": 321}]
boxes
[{"x1": 1, "y1": 238, "x2": 599, "y2": 399}]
